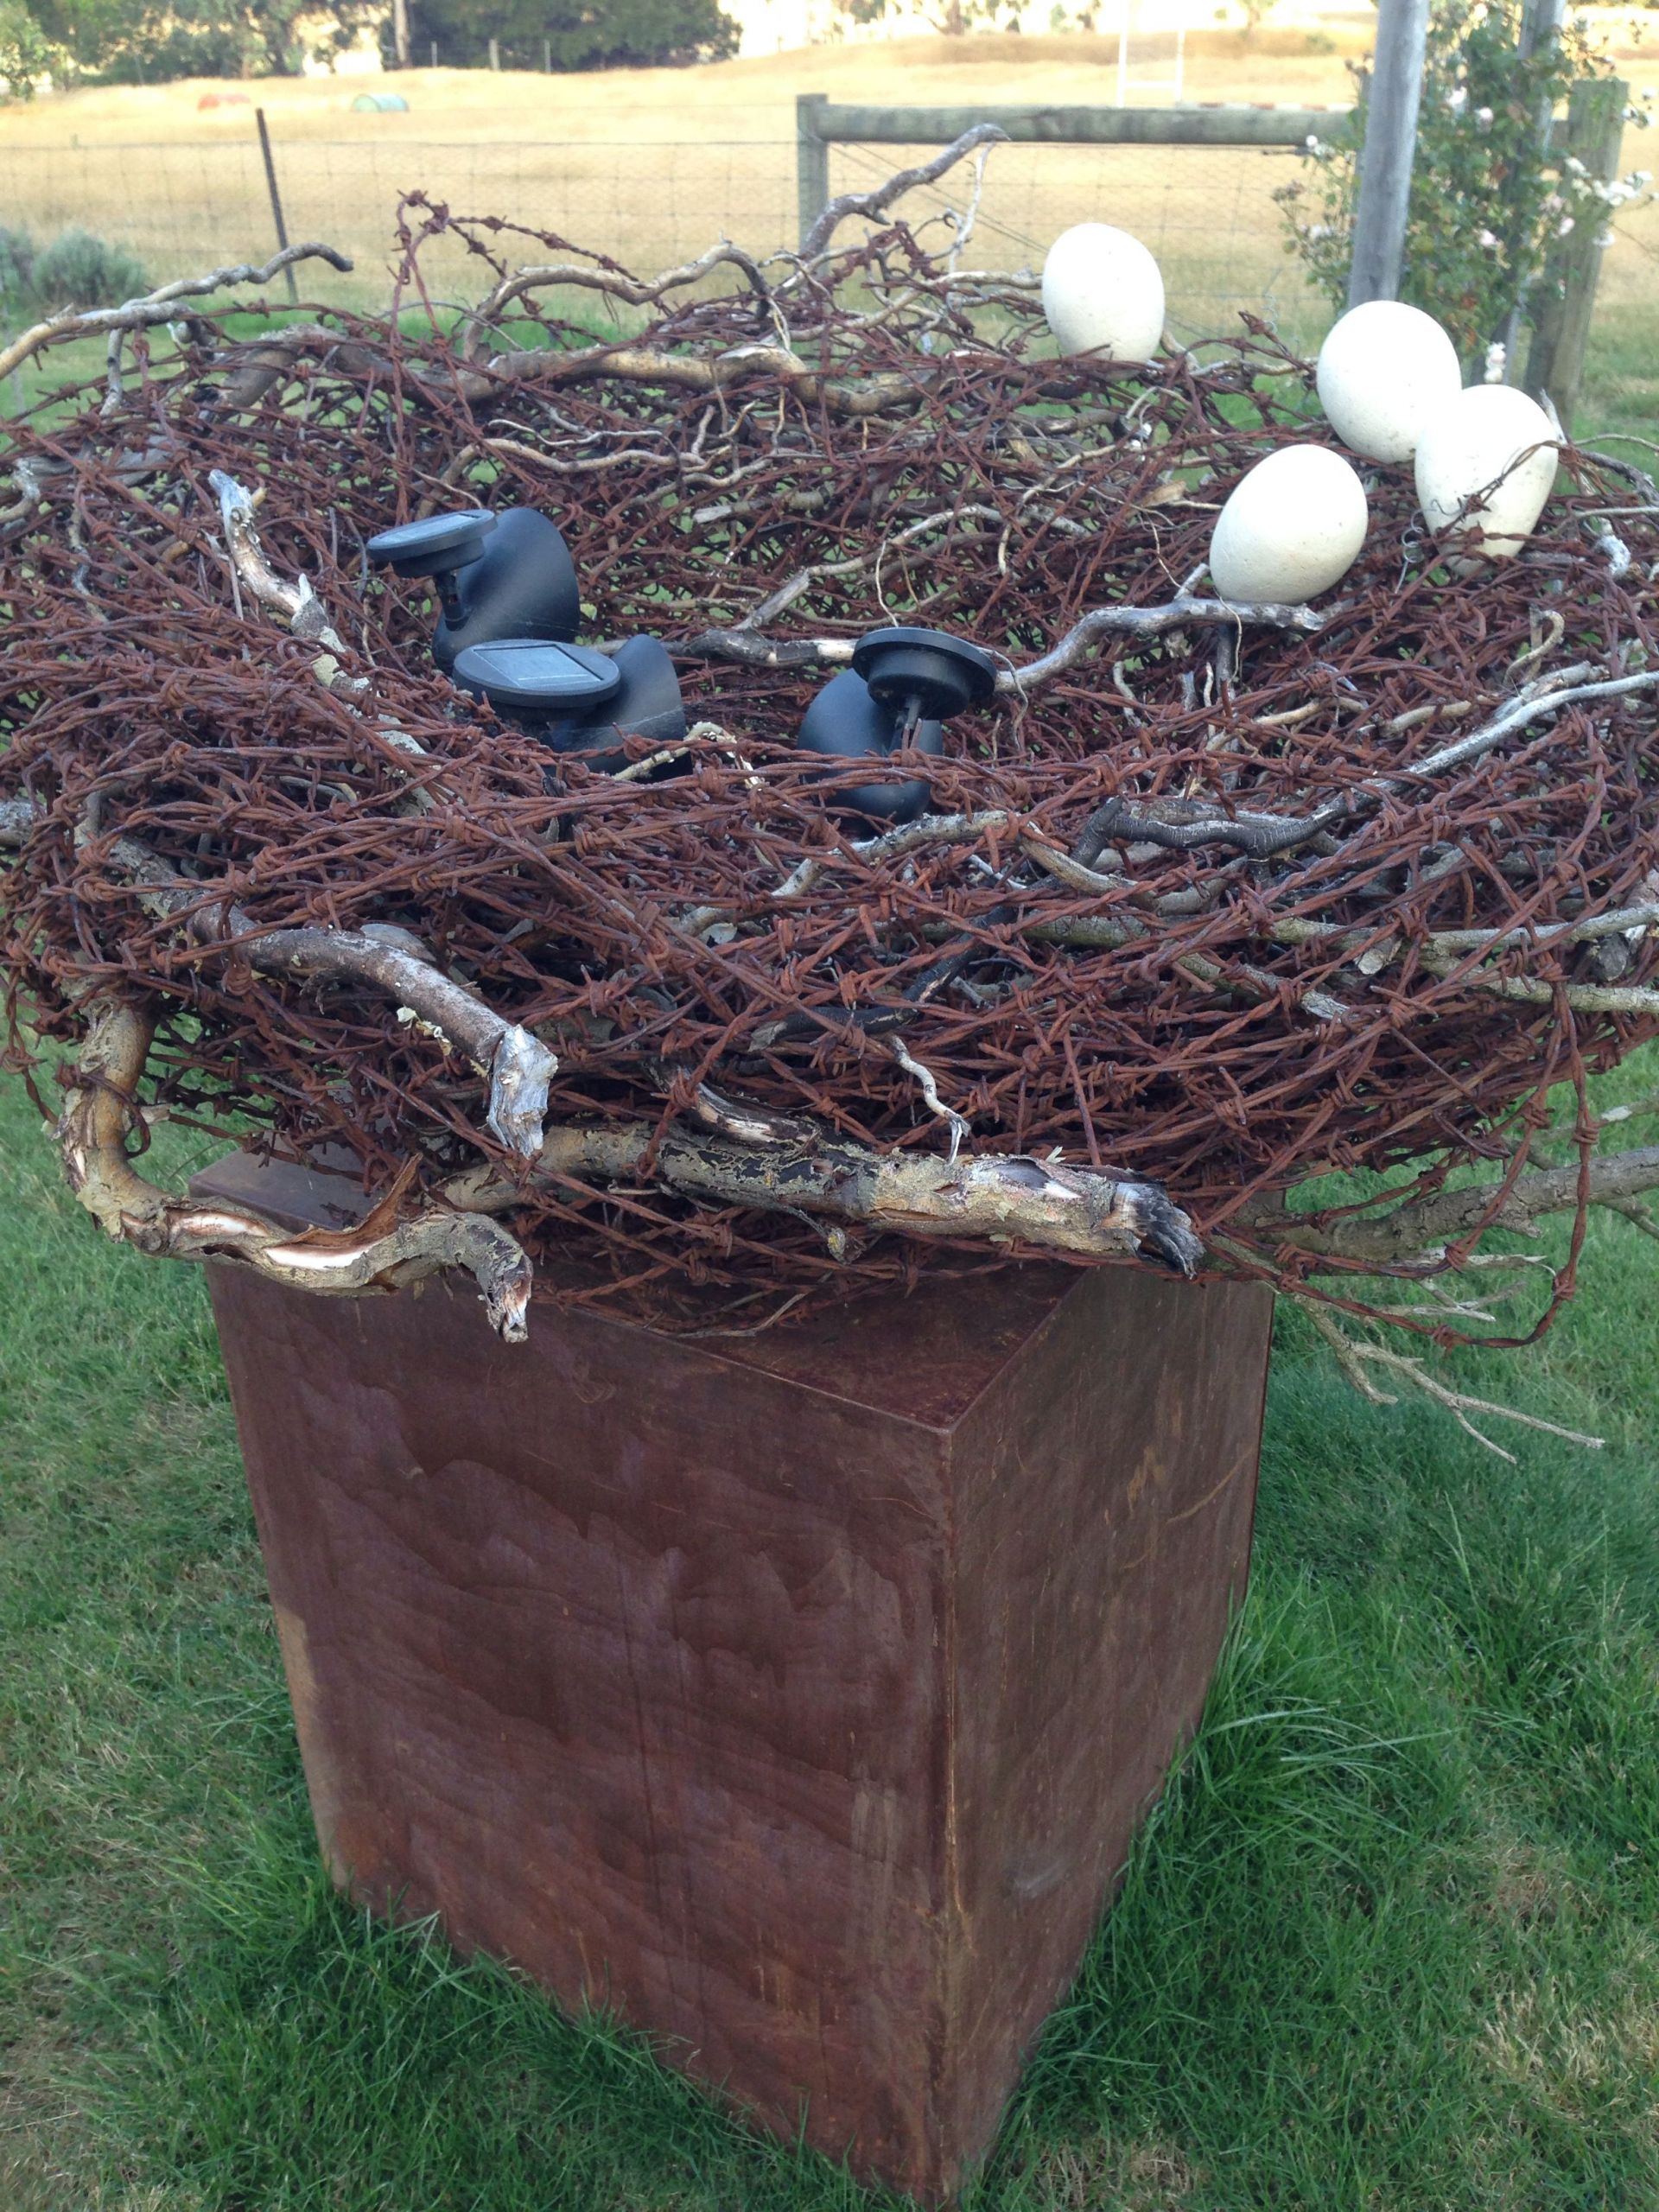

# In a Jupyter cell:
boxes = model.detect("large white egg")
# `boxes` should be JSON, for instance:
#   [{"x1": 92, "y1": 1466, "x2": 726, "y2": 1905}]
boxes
[
  {"x1": 1041, "y1": 223, "x2": 1165, "y2": 361},
  {"x1": 1209, "y1": 444, "x2": 1369, "y2": 603},
  {"x1": 1414, "y1": 384, "x2": 1558, "y2": 559},
  {"x1": 1316, "y1": 299, "x2": 1463, "y2": 462}
]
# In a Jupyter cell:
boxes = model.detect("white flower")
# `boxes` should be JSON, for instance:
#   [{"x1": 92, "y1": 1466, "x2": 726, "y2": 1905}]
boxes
[
  {"x1": 1446, "y1": 86, "x2": 1468, "y2": 111},
  {"x1": 1483, "y1": 340, "x2": 1507, "y2": 383},
  {"x1": 1565, "y1": 155, "x2": 1587, "y2": 177},
  {"x1": 1477, "y1": 227, "x2": 1501, "y2": 249},
  {"x1": 1557, "y1": 213, "x2": 1575, "y2": 237},
  {"x1": 1598, "y1": 230, "x2": 1615, "y2": 249},
  {"x1": 1475, "y1": 106, "x2": 1493, "y2": 126}
]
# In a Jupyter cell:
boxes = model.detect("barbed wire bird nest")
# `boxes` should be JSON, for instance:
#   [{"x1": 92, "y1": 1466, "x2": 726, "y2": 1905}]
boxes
[{"x1": 3, "y1": 137, "x2": 1658, "y2": 1421}]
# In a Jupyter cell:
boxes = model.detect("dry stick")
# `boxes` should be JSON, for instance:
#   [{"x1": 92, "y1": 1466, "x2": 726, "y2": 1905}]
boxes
[
  {"x1": 1037, "y1": 667, "x2": 1659, "y2": 861},
  {"x1": 798, "y1": 124, "x2": 1010, "y2": 258},
  {"x1": 678, "y1": 591, "x2": 1329, "y2": 678},
  {"x1": 0, "y1": 243, "x2": 354, "y2": 386},
  {"x1": 1252, "y1": 1146, "x2": 1659, "y2": 1268},
  {"x1": 1298, "y1": 1300, "x2": 1604, "y2": 1464},
  {"x1": 55, "y1": 1001, "x2": 534, "y2": 1342},
  {"x1": 466, "y1": 238, "x2": 779, "y2": 348},
  {"x1": 445, "y1": 1122, "x2": 1204, "y2": 1276},
  {"x1": 38, "y1": 805, "x2": 559, "y2": 1160}
]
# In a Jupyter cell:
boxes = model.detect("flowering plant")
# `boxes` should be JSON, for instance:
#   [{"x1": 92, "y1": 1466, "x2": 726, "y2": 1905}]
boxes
[{"x1": 1275, "y1": 0, "x2": 1650, "y2": 363}]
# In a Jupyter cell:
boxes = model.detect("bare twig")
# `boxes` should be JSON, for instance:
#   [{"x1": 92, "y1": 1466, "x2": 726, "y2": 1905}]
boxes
[
  {"x1": 799, "y1": 124, "x2": 1010, "y2": 258},
  {"x1": 73, "y1": 822, "x2": 558, "y2": 1160},
  {"x1": 1300, "y1": 1300, "x2": 1603, "y2": 1461},
  {"x1": 0, "y1": 244, "x2": 353, "y2": 386}
]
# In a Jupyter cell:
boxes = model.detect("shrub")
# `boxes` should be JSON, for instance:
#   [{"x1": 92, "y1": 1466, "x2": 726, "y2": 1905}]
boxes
[
  {"x1": 29, "y1": 227, "x2": 148, "y2": 310},
  {"x1": 1275, "y1": 0, "x2": 1647, "y2": 363},
  {"x1": 0, "y1": 225, "x2": 36, "y2": 309}
]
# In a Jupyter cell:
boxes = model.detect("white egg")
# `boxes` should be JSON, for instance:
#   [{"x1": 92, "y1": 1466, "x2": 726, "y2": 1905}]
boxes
[
  {"x1": 1315, "y1": 300, "x2": 1463, "y2": 463},
  {"x1": 1209, "y1": 444, "x2": 1369, "y2": 604},
  {"x1": 1040, "y1": 223, "x2": 1165, "y2": 362},
  {"x1": 1413, "y1": 384, "x2": 1558, "y2": 559}
]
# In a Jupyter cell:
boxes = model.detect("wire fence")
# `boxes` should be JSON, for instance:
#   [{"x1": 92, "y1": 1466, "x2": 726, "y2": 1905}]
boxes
[{"x1": 0, "y1": 128, "x2": 1327, "y2": 340}]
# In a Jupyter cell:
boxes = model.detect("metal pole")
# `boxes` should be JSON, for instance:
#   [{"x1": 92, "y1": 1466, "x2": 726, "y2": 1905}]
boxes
[
  {"x1": 1345, "y1": 0, "x2": 1429, "y2": 306},
  {"x1": 488, "y1": 35, "x2": 499, "y2": 69},
  {"x1": 255, "y1": 109, "x2": 299, "y2": 306},
  {"x1": 796, "y1": 92, "x2": 830, "y2": 251},
  {"x1": 429, "y1": 37, "x2": 437, "y2": 66}
]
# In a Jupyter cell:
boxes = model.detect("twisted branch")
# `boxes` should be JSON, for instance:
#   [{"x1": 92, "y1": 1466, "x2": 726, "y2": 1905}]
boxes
[{"x1": 54, "y1": 1001, "x2": 533, "y2": 1341}]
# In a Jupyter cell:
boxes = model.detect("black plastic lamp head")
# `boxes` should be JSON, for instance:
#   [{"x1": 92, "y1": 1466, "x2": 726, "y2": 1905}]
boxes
[
  {"x1": 366, "y1": 505, "x2": 582, "y2": 672},
  {"x1": 453, "y1": 639, "x2": 620, "y2": 722},
  {"x1": 365, "y1": 510, "x2": 494, "y2": 587},
  {"x1": 453, "y1": 632, "x2": 686, "y2": 766},
  {"x1": 850, "y1": 626, "x2": 999, "y2": 723},
  {"x1": 798, "y1": 625, "x2": 999, "y2": 823}
]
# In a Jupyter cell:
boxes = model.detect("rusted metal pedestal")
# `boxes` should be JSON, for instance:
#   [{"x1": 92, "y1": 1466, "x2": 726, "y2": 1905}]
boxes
[{"x1": 194, "y1": 1152, "x2": 1272, "y2": 2205}]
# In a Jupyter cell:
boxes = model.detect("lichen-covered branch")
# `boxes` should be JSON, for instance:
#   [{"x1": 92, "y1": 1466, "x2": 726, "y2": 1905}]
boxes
[
  {"x1": 54, "y1": 1001, "x2": 533, "y2": 1340},
  {"x1": 447, "y1": 1119, "x2": 1204, "y2": 1274},
  {"x1": 1255, "y1": 1146, "x2": 1659, "y2": 1268}
]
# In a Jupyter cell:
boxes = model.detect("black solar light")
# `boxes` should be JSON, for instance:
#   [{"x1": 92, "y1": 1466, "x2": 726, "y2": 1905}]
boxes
[
  {"x1": 798, "y1": 626, "x2": 999, "y2": 823},
  {"x1": 453, "y1": 633, "x2": 686, "y2": 764},
  {"x1": 365, "y1": 507, "x2": 581, "y2": 671}
]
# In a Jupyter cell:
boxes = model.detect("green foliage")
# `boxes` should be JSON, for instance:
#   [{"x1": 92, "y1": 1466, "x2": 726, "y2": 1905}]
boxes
[
  {"x1": 398, "y1": 0, "x2": 738, "y2": 72},
  {"x1": 29, "y1": 224, "x2": 147, "y2": 307},
  {"x1": 840, "y1": 0, "x2": 1018, "y2": 31},
  {"x1": 12, "y1": 0, "x2": 384, "y2": 84},
  {"x1": 1276, "y1": 0, "x2": 1638, "y2": 362},
  {"x1": 0, "y1": 0, "x2": 55, "y2": 92},
  {"x1": 5, "y1": 1044, "x2": 1659, "y2": 2209}
]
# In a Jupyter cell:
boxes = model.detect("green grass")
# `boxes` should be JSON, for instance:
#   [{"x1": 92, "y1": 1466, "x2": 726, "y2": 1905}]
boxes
[{"x1": 3, "y1": 1051, "x2": 1659, "y2": 2212}]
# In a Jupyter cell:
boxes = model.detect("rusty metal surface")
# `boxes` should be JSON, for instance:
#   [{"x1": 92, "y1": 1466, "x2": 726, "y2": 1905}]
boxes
[{"x1": 198, "y1": 1151, "x2": 1270, "y2": 2202}]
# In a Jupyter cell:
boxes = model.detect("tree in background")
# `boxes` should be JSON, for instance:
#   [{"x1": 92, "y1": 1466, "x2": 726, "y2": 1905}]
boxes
[
  {"x1": 398, "y1": 0, "x2": 739, "y2": 70},
  {"x1": 0, "y1": 0, "x2": 56, "y2": 91},
  {"x1": 4, "y1": 0, "x2": 380, "y2": 83},
  {"x1": 836, "y1": 0, "x2": 1018, "y2": 31}
]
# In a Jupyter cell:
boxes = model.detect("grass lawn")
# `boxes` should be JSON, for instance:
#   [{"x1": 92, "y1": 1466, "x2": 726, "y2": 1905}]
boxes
[{"x1": 3, "y1": 1032, "x2": 1659, "y2": 2210}]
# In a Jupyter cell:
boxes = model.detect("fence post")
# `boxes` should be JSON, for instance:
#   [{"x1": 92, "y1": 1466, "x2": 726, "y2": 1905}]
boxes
[
  {"x1": 488, "y1": 35, "x2": 499, "y2": 69},
  {"x1": 1522, "y1": 75, "x2": 1627, "y2": 434},
  {"x1": 1346, "y1": 0, "x2": 1429, "y2": 305},
  {"x1": 797, "y1": 92, "x2": 830, "y2": 251},
  {"x1": 254, "y1": 109, "x2": 299, "y2": 306},
  {"x1": 1497, "y1": 0, "x2": 1566, "y2": 373}
]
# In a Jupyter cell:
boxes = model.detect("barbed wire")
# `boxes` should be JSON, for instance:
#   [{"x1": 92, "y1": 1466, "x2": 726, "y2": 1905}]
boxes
[{"x1": 2, "y1": 188, "x2": 1656, "y2": 1342}]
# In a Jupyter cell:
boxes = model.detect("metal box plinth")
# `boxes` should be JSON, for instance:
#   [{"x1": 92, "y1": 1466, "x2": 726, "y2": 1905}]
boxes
[{"x1": 194, "y1": 1150, "x2": 1272, "y2": 2204}]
